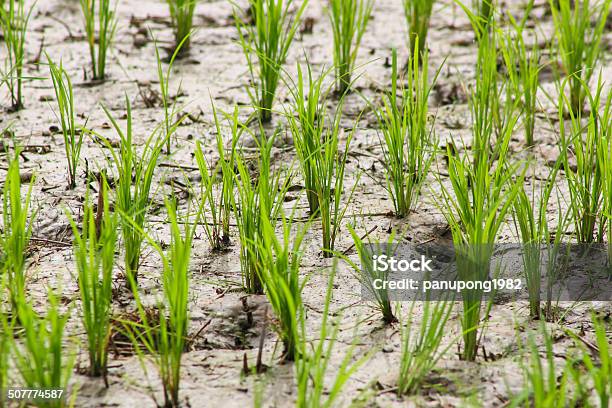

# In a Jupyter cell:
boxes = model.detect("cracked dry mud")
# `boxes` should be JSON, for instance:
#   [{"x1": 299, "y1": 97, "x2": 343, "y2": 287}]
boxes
[{"x1": 1, "y1": 0, "x2": 611, "y2": 407}]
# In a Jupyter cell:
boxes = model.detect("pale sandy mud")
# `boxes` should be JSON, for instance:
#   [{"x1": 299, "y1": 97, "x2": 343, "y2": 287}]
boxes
[{"x1": 1, "y1": 0, "x2": 611, "y2": 407}]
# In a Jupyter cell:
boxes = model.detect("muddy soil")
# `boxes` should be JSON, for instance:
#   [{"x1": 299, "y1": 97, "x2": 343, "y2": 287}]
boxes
[{"x1": 1, "y1": 0, "x2": 611, "y2": 407}]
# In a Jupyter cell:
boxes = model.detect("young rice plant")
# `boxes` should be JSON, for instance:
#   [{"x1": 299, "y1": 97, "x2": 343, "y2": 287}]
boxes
[
  {"x1": 295, "y1": 267, "x2": 371, "y2": 407},
  {"x1": 233, "y1": 132, "x2": 291, "y2": 294},
  {"x1": 548, "y1": 0, "x2": 611, "y2": 115},
  {"x1": 234, "y1": 0, "x2": 308, "y2": 123},
  {"x1": 286, "y1": 73, "x2": 358, "y2": 256},
  {"x1": 195, "y1": 104, "x2": 240, "y2": 250},
  {"x1": 101, "y1": 96, "x2": 165, "y2": 287},
  {"x1": 558, "y1": 79, "x2": 608, "y2": 244},
  {"x1": 509, "y1": 324, "x2": 579, "y2": 407},
  {"x1": 166, "y1": 0, "x2": 197, "y2": 54},
  {"x1": 257, "y1": 211, "x2": 308, "y2": 361},
  {"x1": 328, "y1": 0, "x2": 373, "y2": 94},
  {"x1": 154, "y1": 35, "x2": 189, "y2": 155},
  {"x1": 67, "y1": 177, "x2": 117, "y2": 380},
  {"x1": 285, "y1": 62, "x2": 332, "y2": 216},
  {"x1": 511, "y1": 164, "x2": 559, "y2": 320},
  {"x1": 0, "y1": 0, "x2": 34, "y2": 110},
  {"x1": 376, "y1": 47, "x2": 439, "y2": 217},
  {"x1": 80, "y1": 0, "x2": 118, "y2": 80},
  {"x1": 12, "y1": 292, "x2": 75, "y2": 408},
  {"x1": 122, "y1": 199, "x2": 198, "y2": 408},
  {"x1": 339, "y1": 226, "x2": 397, "y2": 324},
  {"x1": 500, "y1": 0, "x2": 540, "y2": 147},
  {"x1": 398, "y1": 298, "x2": 454, "y2": 395},
  {"x1": 403, "y1": 0, "x2": 436, "y2": 61},
  {"x1": 1, "y1": 147, "x2": 35, "y2": 309},
  {"x1": 48, "y1": 55, "x2": 84, "y2": 189},
  {"x1": 438, "y1": 30, "x2": 524, "y2": 361}
]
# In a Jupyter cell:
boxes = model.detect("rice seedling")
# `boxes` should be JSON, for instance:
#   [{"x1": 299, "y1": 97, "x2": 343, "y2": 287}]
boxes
[
  {"x1": 295, "y1": 266, "x2": 371, "y2": 407},
  {"x1": 0, "y1": 0, "x2": 34, "y2": 110},
  {"x1": 12, "y1": 291, "x2": 75, "y2": 408},
  {"x1": 511, "y1": 163, "x2": 559, "y2": 320},
  {"x1": 233, "y1": 131, "x2": 291, "y2": 294},
  {"x1": 397, "y1": 298, "x2": 454, "y2": 395},
  {"x1": 121, "y1": 198, "x2": 198, "y2": 408},
  {"x1": 338, "y1": 226, "x2": 397, "y2": 324},
  {"x1": 499, "y1": 0, "x2": 540, "y2": 147},
  {"x1": 285, "y1": 62, "x2": 332, "y2": 215},
  {"x1": 558, "y1": 78, "x2": 608, "y2": 244},
  {"x1": 67, "y1": 176, "x2": 117, "y2": 380},
  {"x1": 509, "y1": 323, "x2": 577, "y2": 407},
  {"x1": 328, "y1": 0, "x2": 373, "y2": 94},
  {"x1": 549, "y1": 0, "x2": 611, "y2": 115},
  {"x1": 234, "y1": 0, "x2": 308, "y2": 123},
  {"x1": 376, "y1": 47, "x2": 439, "y2": 217},
  {"x1": 154, "y1": 35, "x2": 190, "y2": 155},
  {"x1": 1, "y1": 147, "x2": 35, "y2": 309},
  {"x1": 257, "y1": 211, "x2": 308, "y2": 361},
  {"x1": 79, "y1": 0, "x2": 118, "y2": 80},
  {"x1": 166, "y1": 0, "x2": 197, "y2": 54},
  {"x1": 100, "y1": 96, "x2": 165, "y2": 287},
  {"x1": 195, "y1": 104, "x2": 240, "y2": 250},
  {"x1": 47, "y1": 55, "x2": 84, "y2": 190},
  {"x1": 285, "y1": 73, "x2": 359, "y2": 256},
  {"x1": 437, "y1": 30, "x2": 525, "y2": 361},
  {"x1": 403, "y1": 0, "x2": 435, "y2": 60}
]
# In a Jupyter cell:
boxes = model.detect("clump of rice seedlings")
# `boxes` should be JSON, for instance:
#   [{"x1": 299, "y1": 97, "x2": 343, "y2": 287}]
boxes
[
  {"x1": 376, "y1": 47, "x2": 439, "y2": 217},
  {"x1": 285, "y1": 62, "x2": 332, "y2": 215},
  {"x1": 79, "y1": 0, "x2": 117, "y2": 80},
  {"x1": 295, "y1": 267, "x2": 371, "y2": 407},
  {"x1": 286, "y1": 70, "x2": 357, "y2": 256},
  {"x1": 166, "y1": 0, "x2": 197, "y2": 54},
  {"x1": 234, "y1": 132, "x2": 291, "y2": 294},
  {"x1": 339, "y1": 226, "x2": 397, "y2": 324},
  {"x1": 548, "y1": 0, "x2": 611, "y2": 115},
  {"x1": 403, "y1": 0, "x2": 436, "y2": 60},
  {"x1": 122, "y1": 199, "x2": 197, "y2": 408},
  {"x1": 67, "y1": 177, "x2": 117, "y2": 380},
  {"x1": 100, "y1": 96, "x2": 165, "y2": 287},
  {"x1": 438, "y1": 31, "x2": 524, "y2": 361},
  {"x1": 500, "y1": 0, "x2": 540, "y2": 147},
  {"x1": 234, "y1": 0, "x2": 308, "y2": 123},
  {"x1": 12, "y1": 292, "x2": 75, "y2": 408},
  {"x1": 397, "y1": 298, "x2": 454, "y2": 395},
  {"x1": 1, "y1": 147, "x2": 35, "y2": 309},
  {"x1": 328, "y1": 0, "x2": 373, "y2": 94},
  {"x1": 510, "y1": 324, "x2": 578, "y2": 407},
  {"x1": 154, "y1": 36, "x2": 189, "y2": 155},
  {"x1": 257, "y1": 211, "x2": 308, "y2": 361},
  {"x1": 47, "y1": 56, "x2": 84, "y2": 190},
  {"x1": 558, "y1": 78, "x2": 608, "y2": 244},
  {"x1": 0, "y1": 0, "x2": 34, "y2": 110},
  {"x1": 511, "y1": 164, "x2": 559, "y2": 320},
  {"x1": 195, "y1": 104, "x2": 240, "y2": 250}
]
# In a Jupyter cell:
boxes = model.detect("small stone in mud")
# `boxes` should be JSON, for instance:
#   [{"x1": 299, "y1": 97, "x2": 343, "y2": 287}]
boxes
[
  {"x1": 382, "y1": 345, "x2": 394, "y2": 353},
  {"x1": 134, "y1": 34, "x2": 147, "y2": 48},
  {"x1": 39, "y1": 95, "x2": 54, "y2": 102}
]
